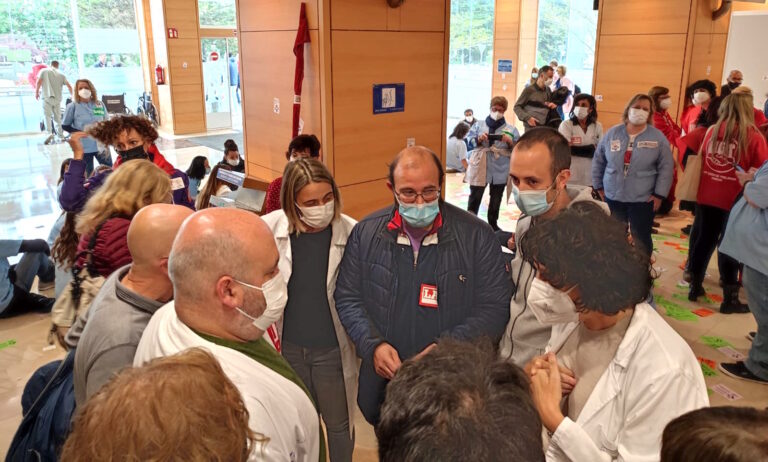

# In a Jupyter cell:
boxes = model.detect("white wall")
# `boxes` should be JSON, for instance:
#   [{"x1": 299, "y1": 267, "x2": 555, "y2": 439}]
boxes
[{"x1": 723, "y1": 12, "x2": 768, "y2": 111}]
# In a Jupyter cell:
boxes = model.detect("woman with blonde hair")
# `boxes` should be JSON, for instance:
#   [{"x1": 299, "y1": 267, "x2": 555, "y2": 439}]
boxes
[
  {"x1": 62, "y1": 78, "x2": 110, "y2": 176},
  {"x1": 262, "y1": 158, "x2": 358, "y2": 462},
  {"x1": 61, "y1": 348, "x2": 265, "y2": 461},
  {"x1": 593, "y1": 93, "x2": 674, "y2": 257},
  {"x1": 687, "y1": 93, "x2": 768, "y2": 313},
  {"x1": 195, "y1": 162, "x2": 236, "y2": 210}
]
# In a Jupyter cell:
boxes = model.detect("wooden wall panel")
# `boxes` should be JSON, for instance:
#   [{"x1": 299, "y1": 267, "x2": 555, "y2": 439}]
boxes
[
  {"x1": 339, "y1": 179, "x2": 393, "y2": 220},
  {"x1": 689, "y1": 32, "x2": 727, "y2": 84},
  {"x1": 167, "y1": 40, "x2": 203, "y2": 85},
  {"x1": 592, "y1": 34, "x2": 688, "y2": 115},
  {"x1": 171, "y1": 84, "x2": 206, "y2": 133},
  {"x1": 240, "y1": 29, "x2": 322, "y2": 177},
  {"x1": 491, "y1": 0, "x2": 522, "y2": 118},
  {"x1": 600, "y1": 0, "x2": 692, "y2": 35},
  {"x1": 695, "y1": 0, "x2": 730, "y2": 34},
  {"x1": 239, "y1": 0, "x2": 319, "y2": 32},
  {"x1": 331, "y1": 30, "x2": 445, "y2": 187},
  {"x1": 331, "y1": 0, "x2": 445, "y2": 31}
]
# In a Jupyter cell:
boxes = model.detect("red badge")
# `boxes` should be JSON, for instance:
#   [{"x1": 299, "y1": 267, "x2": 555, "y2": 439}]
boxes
[
  {"x1": 419, "y1": 284, "x2": 438, "y2": 309},
  {"x1": 266, "y1": 325, "x2": 281, "y2": 353}
]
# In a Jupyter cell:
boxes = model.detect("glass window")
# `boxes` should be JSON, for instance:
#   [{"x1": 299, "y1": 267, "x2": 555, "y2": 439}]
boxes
[
  {"x1": 0, "y1": 0, "x2": 145, "y2": 136},
  {"x1": 535, "y1": 0, "x2": 597, "y2": 94},
  {"x1": 447, "y1": 0, "x2": 495, "y2": 134},
  {"x1": 198, "y1": 0, "x2": 237, "y2": 29}
]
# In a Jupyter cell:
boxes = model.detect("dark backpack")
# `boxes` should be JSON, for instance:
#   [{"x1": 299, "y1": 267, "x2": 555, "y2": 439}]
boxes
[{"x1": 5, "y1": 350, "x2": 76, "y2": 462}]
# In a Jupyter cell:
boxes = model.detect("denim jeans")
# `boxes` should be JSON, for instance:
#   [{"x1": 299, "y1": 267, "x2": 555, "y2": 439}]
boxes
[
  {"x1": 13, "y1": 251, "x2": 55, "y2": 291},
  {"x1": 282, "y1": 342, "x2": 353, "y2": 462},
  {"x1": 606, "y1": 199, "x2": 655, "y2": 257},
  {"x1": 743, "y1": 266, "x2": 768, "y2": 380}
]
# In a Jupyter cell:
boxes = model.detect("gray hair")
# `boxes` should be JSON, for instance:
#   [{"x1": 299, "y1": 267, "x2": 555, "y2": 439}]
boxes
[{"x1": 168, "y1": 227, "x2": 254, "y2": 303}]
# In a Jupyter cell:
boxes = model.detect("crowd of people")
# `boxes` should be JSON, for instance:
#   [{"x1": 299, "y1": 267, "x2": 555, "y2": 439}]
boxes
[{"x1": 2, "y1": 62, "x2": 768, "y2": 462}]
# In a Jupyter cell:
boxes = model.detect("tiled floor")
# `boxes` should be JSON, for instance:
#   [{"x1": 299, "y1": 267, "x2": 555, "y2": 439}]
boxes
[{"x1": 0, "y1": 140, "x2": 765, "y2": 460}]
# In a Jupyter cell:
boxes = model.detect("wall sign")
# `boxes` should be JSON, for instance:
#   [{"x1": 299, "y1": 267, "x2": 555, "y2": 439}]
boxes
[
  {"x1": 497, "y1": 59, "x2": 513, "y2": 73},
  {"x1": 373, "y1": 83, "x2": 405, "y2": 114}
]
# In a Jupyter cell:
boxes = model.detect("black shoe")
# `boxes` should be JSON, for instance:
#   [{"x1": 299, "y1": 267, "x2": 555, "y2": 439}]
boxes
[
  {"x1": 688, "y1": 280, "x2": 705, "y2": 301},
  {"x1": 719, "y1": 361, "x2": 768, "y2": 385},
  {"x1": 681, "y1": 224, "x2": 692, "y2": 235},
  {"x1": 653, "y1": 221, "x2": 661, "y2": 227},
  {"x1": 747, "y1": 332, "x2": 756, "y2": 342},
  {"x1": 720, "y1": 284, "x2": 750, "y2": 314}
]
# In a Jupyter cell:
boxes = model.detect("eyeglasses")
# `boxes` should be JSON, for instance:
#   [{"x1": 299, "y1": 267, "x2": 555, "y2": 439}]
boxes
[{"x1": 395, "y1": 188, "x2": 441, "y2": 203}]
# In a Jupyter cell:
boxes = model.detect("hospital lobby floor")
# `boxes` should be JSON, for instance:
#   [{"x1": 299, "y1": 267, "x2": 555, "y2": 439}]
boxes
[{"x1": 0, "y1": 137, "x2": 766, "y2": 460}]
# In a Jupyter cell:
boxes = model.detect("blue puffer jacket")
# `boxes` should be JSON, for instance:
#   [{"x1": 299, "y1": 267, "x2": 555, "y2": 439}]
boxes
[{"x1": 334, "y1": 202, "x2": 513, "y2": 363}]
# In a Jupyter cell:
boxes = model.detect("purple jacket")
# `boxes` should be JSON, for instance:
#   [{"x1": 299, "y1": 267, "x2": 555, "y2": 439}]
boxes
[{"x1": 59, "y1": 159, "x2": 195, "y2": 212}]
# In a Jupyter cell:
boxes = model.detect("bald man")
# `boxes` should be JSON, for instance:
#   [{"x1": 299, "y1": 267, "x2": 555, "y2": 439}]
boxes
[
  {"x1": 134, "y1": 208, "x2": 322, "y2": 462},
  {"x1": 721, "y1": 69, "x2": 743, "y2": 97},
  {"x1": 73, "y1": 204, "x2": 192, "y2": 405},
  {"x1": 334, "y1": 146, "x2": 511, "y2": 424}
]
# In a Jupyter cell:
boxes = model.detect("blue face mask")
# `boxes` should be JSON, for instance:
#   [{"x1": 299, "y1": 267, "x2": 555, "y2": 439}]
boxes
[
  {"x1": 398, "y1": 199, "x2": 440, "y2": 228},
  {"x1": 205, "y1": 167, "x2": 211, "y2": 175},
  {"x1": 512, "y1": 182, "x2": 558, "y2": 217}
]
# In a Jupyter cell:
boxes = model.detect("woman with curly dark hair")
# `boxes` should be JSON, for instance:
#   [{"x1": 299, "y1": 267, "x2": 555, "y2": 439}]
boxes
[
  {"x1": 520, "y1": 202, "x2": 707, "y2": 462},
  {"x1": 61, "y1": 115, "x2": 194, "y2": 213}
]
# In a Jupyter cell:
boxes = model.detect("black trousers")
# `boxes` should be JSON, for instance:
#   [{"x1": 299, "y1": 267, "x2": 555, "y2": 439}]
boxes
[
  {"x1": 687, "y1": 204, "x2": 739, "y2": 285},
  {"x1": 467, "y1": 184, "x2": 506, "y2": 231}
]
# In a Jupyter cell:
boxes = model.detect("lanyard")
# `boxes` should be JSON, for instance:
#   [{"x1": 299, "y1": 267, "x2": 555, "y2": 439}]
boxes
[{"x1": 623, "y1": 139, "x2": 635, "y2": 177}]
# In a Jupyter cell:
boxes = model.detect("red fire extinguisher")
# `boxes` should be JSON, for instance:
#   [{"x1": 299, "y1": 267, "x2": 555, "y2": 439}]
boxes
[{"x1": 155, "y1": 65, "x2": 165, "y2": 85}]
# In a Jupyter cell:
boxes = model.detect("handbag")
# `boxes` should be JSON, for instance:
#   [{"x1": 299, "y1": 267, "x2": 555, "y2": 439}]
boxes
[
  {"x1": 49, "y1": 220, "x2": 108, "y2": 349},
  {"x1": 675, "y1": 127, "x2": 710, "y2": 202}
]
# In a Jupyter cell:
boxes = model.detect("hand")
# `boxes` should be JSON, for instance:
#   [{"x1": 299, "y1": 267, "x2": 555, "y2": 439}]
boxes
[
  {"x1": 525, "y1": 354, "x2": 577, "y2": 395},
  {"x1": 373, "y1": 343, "x2": 402, "y2": 380},
  {"x1": 461, "y1": 159, "x2": 469, "y2": 171},
  {"x1": 478, "y1": 133, "x2": 489, "y2": 143},
  {"x1": 596, "y1": 189, "x2": 606, "y2": 201},
  {"x1": 528, "y1": 117, "x2": 538, "y2": 127},
  {"x1": 648, "y1": 196, "x2": 662, "y2": 212},
  {"x1": 735, "y1": 168, "x2": 756, "y2": 186},
  {"x1": 412, "y1": 343, "x2": 437, "y2": 361},
  {"x1": 507, "y1": 233, "x2": 516, "y2": 251},
  {"x1": 530, "y1": 353, "x2": 566, "y2": 432},
  {"x1": 35, "y1": 91, "x2": 40, "y2": 100},
  {"x1": 67, "y1": 132, "x2": 88, "y2": 160},
  {"x1": 501, "y1": 134, "x2": 515, "y2": 145},
  {"x1": 19, "y1": 239, "x2": 50, "y2": 255},
  {"x1": 546, "y1": 102, "x2": 558, "y2": 109}
]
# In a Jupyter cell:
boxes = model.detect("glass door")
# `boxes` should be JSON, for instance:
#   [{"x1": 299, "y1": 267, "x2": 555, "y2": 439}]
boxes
[
  {"x1": 201, "y1": 38, "x2": 232, "y2": 130},
  {"x1": 226, "y1": 37, "x2": 242, "y2": 131}
]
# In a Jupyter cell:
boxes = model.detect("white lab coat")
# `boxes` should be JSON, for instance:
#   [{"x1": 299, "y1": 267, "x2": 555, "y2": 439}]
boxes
[
  {"x1": 261, "y1": 211, "x2": 360, "y2": 437},
  {"x1": 135, "y1": 302, "x2": 321, "y2": 462},
  {"x1": 544, "y1": 303, "x2": 708, "y2": 462}
]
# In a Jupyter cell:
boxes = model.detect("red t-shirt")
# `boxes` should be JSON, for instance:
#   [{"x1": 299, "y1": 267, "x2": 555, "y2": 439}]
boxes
[
  {"x1": 264, "y1": 176, "x2": 283, "y2": 214},
  {"x1": 697, "y1": 125, "x2": 768, "y2": 210},
  {"x1": 680, "y1": 105, "x2": 703, "y2": 135}
]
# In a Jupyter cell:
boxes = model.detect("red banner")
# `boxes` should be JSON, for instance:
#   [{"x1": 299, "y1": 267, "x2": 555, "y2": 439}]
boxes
[{"x1": 292, "y1": 3, "x2": 310, "y2": 138}]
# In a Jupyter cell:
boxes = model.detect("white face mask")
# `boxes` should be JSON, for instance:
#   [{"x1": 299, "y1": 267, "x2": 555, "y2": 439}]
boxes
[
  {"x1": 465, "y1": 116, "x2": 474, "y2": 123},
  {"x1": 659, "y1": 98, "x2": 672, "y2": 110},
  {"x1": 693, "y1": 91, "x2": 710, "y2": 105},
  {"x1": 78, "y1": 88, "x2": 92, "y2": 100},
  {"x1": 233, "y1": 275, "x2": 288, "y2": 331},
  {"x1": 226, "y1": 157, "x2": 240, "y2": 167},
  {"x1": 297, "y1": 200, "x2": 335, "y2": 229},
  {"x1": 532, "y1": 72, "x2": 538, "y2": 79},
  {"x1": 573, "y1": 106, "x2": 589, "y2": 120},
  {"x1": 527, "y1": 278, "x2": 579, "y2": 325},
  {"x1": 544, "y1": 78, "x2": 554, "y2": 87},
  {"x1": 628, "y1": 108, "x2": 649, "y2": 125},
  {"x1": 490, "y1": 111, "x2": 503, "y2": 121}
]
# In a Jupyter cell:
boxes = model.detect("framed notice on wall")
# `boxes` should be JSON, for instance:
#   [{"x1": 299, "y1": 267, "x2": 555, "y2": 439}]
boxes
[
  {"x1": 497, "y1": 59, "x2": 513, "y2": 73},
  {"x1": 373, "y1": 83, "x2": 405, "y2": 114}
]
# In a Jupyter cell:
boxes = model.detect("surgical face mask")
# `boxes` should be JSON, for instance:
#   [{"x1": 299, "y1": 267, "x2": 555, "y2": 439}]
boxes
[
  {"x1": 465, "y1": 116, "x2": 474, "y2": 123},
  {"x1": 511, "y1": 182, "x2": 558, "y2": 217},
  {"x1": 118, "y1": 145, "x2": 149, "y2": 162},
  {"x1": 297, "y1": 200, "x2": 335, "y2": 229},
  {"x1": 527, "y1": 278, "x2": 579, "y2": 325},
  {"x1": 490, "y1": 111, "x2": 503, "y2": 121},
  {"x1": 659, "y1": 98, "x2": 672, "y2": 110},
  {"x1": 226, "y1": 157, "x2": 240, "y2": 167},
  {"x1": 398, "y1": 198, "x2": 440, "y2": 228},
  {"x1": 205, "y1": 166, "x2": 211, "y2": 175},
  {"x1": 573, "y1": 106, "x2": 589, "y2": 120},
  {"x1": 233, "y1": 275, "x2": 288, "y2": 331},
  {"x1": 628, "y1": 108, "x2": 649, "y2": 125},
  {"x1": 693, "y1": 91, "x2": 710, "y2": 105},
  {"x1": 78, "y1": 88, "x2": 92, "y2": 100},
  {"x1": 544, "y1": 78, "x2": 554, "y2": 87},
  {"x1": 531, "y1": 72, "x2": 538, "y2": 79}
]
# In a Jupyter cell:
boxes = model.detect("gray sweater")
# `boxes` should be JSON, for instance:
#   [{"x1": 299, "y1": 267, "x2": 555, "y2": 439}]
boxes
[
  {"x1": 74, "y1": 266, "x2": 164, "y2": 405},
  {"x1": 514, "y1": 83, "x2": 552, "y2": 130}
]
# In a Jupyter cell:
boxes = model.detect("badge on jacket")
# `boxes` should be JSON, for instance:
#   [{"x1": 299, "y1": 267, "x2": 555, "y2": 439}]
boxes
[
  {"x1": 637, "y1": 141, "x2": 658, "y2": 149},
  {"x1": 610, "y1": 140, "x2": 621, "y2": 152},
  {"x1": 419, "y1": 284, "x2": 438, "y2": 309}
]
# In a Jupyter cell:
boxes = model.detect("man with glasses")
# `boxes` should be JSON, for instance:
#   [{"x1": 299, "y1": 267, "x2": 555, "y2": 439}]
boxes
[{"x1": 335, "y1": 146, "x2": 512, "y2": 424}]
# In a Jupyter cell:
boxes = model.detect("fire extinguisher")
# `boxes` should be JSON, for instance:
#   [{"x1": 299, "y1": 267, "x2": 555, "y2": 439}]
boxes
[{"x1": 155, "y1": 65, "x2": 165, "y2": 85}]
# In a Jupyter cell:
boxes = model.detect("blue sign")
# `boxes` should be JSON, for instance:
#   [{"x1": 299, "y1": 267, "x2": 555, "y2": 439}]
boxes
[
  {"x1": 497, "y1": 59, "x2": 513, "y2": 73},
  {"x1": 373, "y1": 83, "x2": 405, "y2": 114}
]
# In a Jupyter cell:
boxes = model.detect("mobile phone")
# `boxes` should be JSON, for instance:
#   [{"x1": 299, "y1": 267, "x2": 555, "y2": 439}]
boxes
[
  {"x1": 734, "y1": 165, "x2": 744, "y2": 173},
  {"x1": 488, "y1": 134, "x2": 503, "y2": 143}
]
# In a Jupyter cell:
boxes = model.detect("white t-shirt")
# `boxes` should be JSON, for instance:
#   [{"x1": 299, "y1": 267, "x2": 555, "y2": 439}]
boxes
[
  {"x1": 38, "y1": 68, "x2": 68, "y2": 100},
  {"x1": 446, "y1": 136, "x2": 468, "y2": 171},
  {"x1": 558, "y1": 119, "x2": 603, "y2": 147}
]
